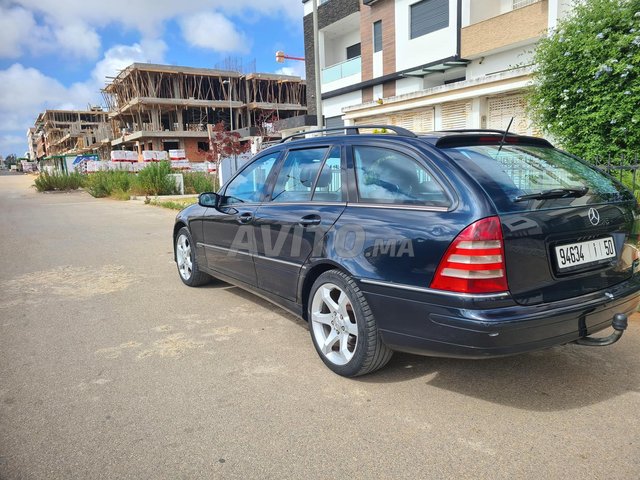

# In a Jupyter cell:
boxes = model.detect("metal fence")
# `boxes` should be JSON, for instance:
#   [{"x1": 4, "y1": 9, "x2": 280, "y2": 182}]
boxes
[{"x1": 590, "y1": 154, "x2": 640, "y2": 197}]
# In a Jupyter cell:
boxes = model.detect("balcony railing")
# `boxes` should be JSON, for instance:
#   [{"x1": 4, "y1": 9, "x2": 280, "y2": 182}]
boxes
[{"x1": 321, "y1": 56, "x2": 361, "y2": 84}]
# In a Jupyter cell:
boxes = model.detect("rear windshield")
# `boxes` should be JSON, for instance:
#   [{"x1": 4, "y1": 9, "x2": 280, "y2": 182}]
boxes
[{"x1": 445, "y1": 144, "x2": 633, "y2": 212}]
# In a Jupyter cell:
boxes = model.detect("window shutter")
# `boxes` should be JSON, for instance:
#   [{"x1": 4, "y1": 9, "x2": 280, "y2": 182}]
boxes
[
  {"x1": 373, "y1": 21, "x2": 382, "y2": 53},
  {"x1": 325, "y1": 116, "x2": 345, "y2": 129},
  {"x1": 441, "y1": 101, "x2": 471, "y2": 130},
  {"x1": 389, "y1": 107, "x2": 434, "y2": 133},
  {"x1": 410, "y1": 0, "x2": 449, "y2": 39},
  {"x1": 487, "y1": 94, "x2": 541, "y2": 136}
]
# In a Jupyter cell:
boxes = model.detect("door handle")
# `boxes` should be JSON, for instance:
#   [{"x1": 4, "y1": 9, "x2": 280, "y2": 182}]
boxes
[
  {"x1": 298, "y1": 214, "x2": 321, "y2": 227},
  {"x1": 237, "y1": 212, "x2": 254, "y2": 224}
]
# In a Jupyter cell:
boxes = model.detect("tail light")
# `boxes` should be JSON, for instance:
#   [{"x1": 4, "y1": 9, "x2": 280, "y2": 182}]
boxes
[{"x1": 430, "y1": 216, "x2": 508, "y2": 294}]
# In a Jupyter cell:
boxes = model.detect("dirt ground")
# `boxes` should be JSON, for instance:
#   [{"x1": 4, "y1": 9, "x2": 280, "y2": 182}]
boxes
[{"x1": 1, "y1": 173, "x2": 639, "y2": 479}]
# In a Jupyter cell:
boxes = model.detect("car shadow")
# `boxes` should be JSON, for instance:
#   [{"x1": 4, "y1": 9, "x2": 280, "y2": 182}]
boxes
[
  {"x1": 206, "y1": 279, "x2": 308, "y2": 329},
  {"x1": 201, "y1": 279, "x2": 639, "y2": 412},
  {"x1": 357, "y1": 340, "x2": 640, "y2": 412}
]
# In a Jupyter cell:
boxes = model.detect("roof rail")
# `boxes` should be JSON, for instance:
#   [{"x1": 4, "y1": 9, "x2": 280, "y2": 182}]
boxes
[
  {"x1": 440, "y1": 129, "x2": 515, "y2": 135},
  {"x1": 279, "y1": 124, "x2": 417, "y2": 143}
]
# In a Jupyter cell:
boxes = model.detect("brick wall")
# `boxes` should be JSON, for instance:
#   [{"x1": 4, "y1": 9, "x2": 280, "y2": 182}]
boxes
[
  {"x1": 184, "y1": 138, "x2": 208, "y2": 162},
  {"x1": 360, "y1": 0, "x2": 396, "y2": 97}
]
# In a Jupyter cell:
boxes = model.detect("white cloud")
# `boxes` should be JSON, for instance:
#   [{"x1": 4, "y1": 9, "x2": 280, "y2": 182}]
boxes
[
  {"x1": 0, "y1": 64, "x2": 77, "y2": 118},
  {"x1": 179, "y1": 12, "x2": 249, "y2": 53},
  {"x1": 0, "y1": 6, "x2": 50, "y2": 58},
  {"x1": 275, "y1": 63, "x2": 306, "y2": 79},
  {"x1": 91, "y1": 39, "x2": 167, "y2": 87},
  {"x1": 0, "y1": 39, "x2": 168, "y2": 156},
  {"x1": 12, "y1": 0, "x2": 303, "y2": 30},
  {"x1": 0, "y1": 6, "x2": 101, "y2": 60},
  {"x1": 0, "y1": 134, "x2": 29, "y2": 157},
  {"x1": 0, "y1": 6, "x2": 34, "y2": 58},
  {"x1": 53, "y1": 22, "x2": 101, "y2": 59}
]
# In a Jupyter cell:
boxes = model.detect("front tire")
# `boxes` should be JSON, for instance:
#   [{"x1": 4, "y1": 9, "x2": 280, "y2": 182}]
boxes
[
  {"x1": 175, "y1": 227, "x2": 211, "y2": 287},
  {"x1": 308, "y1": 270, "x2": 393, "y2": 377}
]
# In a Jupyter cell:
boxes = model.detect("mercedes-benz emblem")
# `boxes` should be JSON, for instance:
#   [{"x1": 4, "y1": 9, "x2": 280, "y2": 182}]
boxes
[{"x1": 588, "y1": 207, "x2": 600, "y2": 226}]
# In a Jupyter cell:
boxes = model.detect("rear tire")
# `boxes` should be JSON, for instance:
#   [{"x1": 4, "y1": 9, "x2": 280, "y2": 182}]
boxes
[
  {"x1": 308, "y1": 270, "x2": 393, "y2": 377},
  {"x1": 175, "y1": 227, "x2": 211, "y2": 287}
]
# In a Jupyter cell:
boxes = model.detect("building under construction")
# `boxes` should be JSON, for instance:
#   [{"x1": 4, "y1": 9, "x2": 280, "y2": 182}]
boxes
[
  {"x1": 102, "y1": 63, "x2": 308, "y2": 161},
  {"x1": 33, "y1": 109, "x2": 112, "y2": 160}
]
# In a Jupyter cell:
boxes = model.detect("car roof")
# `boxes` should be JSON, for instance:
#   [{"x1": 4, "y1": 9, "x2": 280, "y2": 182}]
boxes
[{"x1": 275, "y1": 126, "x2": 553, "y2": 150}]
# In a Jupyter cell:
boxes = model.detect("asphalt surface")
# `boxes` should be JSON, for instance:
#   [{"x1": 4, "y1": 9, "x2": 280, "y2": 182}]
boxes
[{"x1": 1, "y1": 174, "x2": 639, "y2": 479}]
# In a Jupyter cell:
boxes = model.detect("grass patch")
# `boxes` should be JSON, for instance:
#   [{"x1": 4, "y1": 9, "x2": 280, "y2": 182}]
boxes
[
  {"x1": 148, "y1": 198, "x2": 197, "y2": 210},
  {"x1": 183, "y1": 172, "x2": 218, "y2": 194},
  {"x1": 110, "y1": 188, "x2": 131, "y2": 201},
  {"x1": 34, "y1": 172, "x2": 85, "y2": 192},
  {"x1": 85, "y1": 170, "x2": 133, "y2": 198},
  {"x1": 132, "y1": 161, "x2": 177, "y2": 196}
]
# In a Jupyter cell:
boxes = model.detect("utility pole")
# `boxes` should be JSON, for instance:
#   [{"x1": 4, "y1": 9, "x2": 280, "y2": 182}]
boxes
[{"x1": 312, "y1": 0, "x2": 323, "y2": 130}]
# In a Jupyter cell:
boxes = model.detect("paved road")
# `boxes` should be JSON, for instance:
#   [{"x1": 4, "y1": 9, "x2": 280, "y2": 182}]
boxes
[{"x1": 1, "y1": 175, "x2": 639, "y2": 479}]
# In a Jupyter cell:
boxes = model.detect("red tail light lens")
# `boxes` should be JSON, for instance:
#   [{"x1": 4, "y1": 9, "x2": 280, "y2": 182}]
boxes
[{"x1": 430, "y1": 216, "x2": 508, "y2": 294}]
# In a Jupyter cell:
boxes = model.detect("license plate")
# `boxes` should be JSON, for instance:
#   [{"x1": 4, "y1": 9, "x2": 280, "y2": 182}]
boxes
[{"x1": 555, "y1": 237, "x2": 616, "y2": 270}]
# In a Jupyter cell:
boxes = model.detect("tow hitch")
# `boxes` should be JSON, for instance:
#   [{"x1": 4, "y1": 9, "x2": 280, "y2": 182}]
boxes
[{"x1": 575, "y1": 313, "x2": 628, "y2": 347}]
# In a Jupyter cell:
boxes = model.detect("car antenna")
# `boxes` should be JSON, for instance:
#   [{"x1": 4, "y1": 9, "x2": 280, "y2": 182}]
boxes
[{"x1": 495, "y1": 117, "x2": 514, "y2": 157}]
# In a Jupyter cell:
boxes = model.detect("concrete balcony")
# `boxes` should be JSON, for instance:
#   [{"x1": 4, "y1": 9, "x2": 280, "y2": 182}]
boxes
[{"x1": 461, "y1": 0, "x2": 548, "y2": 58}]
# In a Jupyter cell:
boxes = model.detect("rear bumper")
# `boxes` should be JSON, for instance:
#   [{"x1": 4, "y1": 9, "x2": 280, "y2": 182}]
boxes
[{"x1": 359, "y1": 277, "x2": 640, "y2": 359}]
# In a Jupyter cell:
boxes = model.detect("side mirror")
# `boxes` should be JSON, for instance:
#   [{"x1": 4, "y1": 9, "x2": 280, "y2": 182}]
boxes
[{"x1": 198, "y1": 192, "x2": 220, "y2": 208}]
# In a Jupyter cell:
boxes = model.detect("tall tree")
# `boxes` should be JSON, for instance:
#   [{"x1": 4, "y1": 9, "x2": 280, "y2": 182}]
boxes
[
  {"x1": 4, "y1": 154, "x2": 17, "y2": 168},
  {"x1": 529, "y1": 0, "x2": 640, "y2": 159}
]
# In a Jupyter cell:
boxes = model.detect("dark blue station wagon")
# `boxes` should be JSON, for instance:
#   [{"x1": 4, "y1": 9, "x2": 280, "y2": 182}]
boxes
[{"x1": 173, "y1": 126, "x2": 640, "y2": 376}]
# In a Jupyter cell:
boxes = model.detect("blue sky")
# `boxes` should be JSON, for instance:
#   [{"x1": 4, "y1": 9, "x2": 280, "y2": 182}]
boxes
[{"x1": 0, "y1": 0, "x2": 307, "y2": 158}]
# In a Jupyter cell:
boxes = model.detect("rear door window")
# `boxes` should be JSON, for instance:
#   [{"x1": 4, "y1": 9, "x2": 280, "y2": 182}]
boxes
[
  {"x1": 312, "y1": 146, "x2": 343, "y2": 202},
  {"x1": 221, "y1": 152, "x2": 279, "y2": 206},
  {"x1": 353, "y1": 146, "x2": 450, "y2": 207},
  {"x1": 269, "y1": 147, "x2": 329, "y2": 203},
  {"x1": 446, "y1": 145, "x2": 631, "y2": 212}
]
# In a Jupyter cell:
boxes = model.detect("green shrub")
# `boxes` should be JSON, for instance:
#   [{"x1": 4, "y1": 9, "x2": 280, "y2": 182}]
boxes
[
  {"x1": 132, "y1": 161, "x2": 177, "y2": 196},
  {"x1": 183, "y1": 172, "x2": 217, "y2": 194},
  {"x1": 529, "y1": 0, "x2": 640, "y2": 159},
  {"x1": 85, "y1": 170, "x2": 133, "y2": 198},
  {"x1": 34, "y1": 171, "x2": 85, "y2": 192}
]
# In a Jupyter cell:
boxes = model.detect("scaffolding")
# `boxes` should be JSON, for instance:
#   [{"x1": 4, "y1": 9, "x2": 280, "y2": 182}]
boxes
[
  {"x1": 34, "y1": 109, "x2": 113, "y2": 160},
  {"x1": 102, "y1": 63, "x2": 307, "y2": 146}
]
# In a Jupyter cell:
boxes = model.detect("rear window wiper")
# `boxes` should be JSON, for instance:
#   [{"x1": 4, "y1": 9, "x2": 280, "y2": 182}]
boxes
[{"x1": 514, "y1": 186, "x2": 589, "y2": 202}]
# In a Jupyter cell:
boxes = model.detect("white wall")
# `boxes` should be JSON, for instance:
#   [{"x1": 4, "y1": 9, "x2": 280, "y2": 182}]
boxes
[
  {"x1": 465, "y1": 45, "x2": 535, "y2": 78},
  {"x1": 322, "y1": 90, "x2": 363, "y2": 119},
  {"x1": 548, "y1": 0, "x2": 575, "y2": 29},
  {"x1": 324, "y1": 30, "x2": 360, "y2": 66},
  {"x1": 373, "y1": 84, "x2": 384, "y2": 101},
  {"x1": 396, "y1": 77, "x2": 424, "y2": 96},
  {"x1": 373, "y1": 51, "x2": 383, "y2": 78},
  {"x1": 395, "y1": 0, "x2": 459, "y2": 72}
]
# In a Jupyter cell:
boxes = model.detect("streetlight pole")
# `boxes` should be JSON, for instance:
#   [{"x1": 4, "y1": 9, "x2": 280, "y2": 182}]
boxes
[
  {"x1": 222, "y1": 78, "x2": 233, "y2": 132},
  {"x1": 312, "y1": 0, "x2": 323, "y2": 130},
  {"x1": 222, "y1": 78, "x2": 237, "y2": 171}
]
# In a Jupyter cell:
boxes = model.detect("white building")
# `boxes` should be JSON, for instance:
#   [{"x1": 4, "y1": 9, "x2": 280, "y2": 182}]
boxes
[{"x1": 303, "y1": 0, "x2": 573, "y2": 134}]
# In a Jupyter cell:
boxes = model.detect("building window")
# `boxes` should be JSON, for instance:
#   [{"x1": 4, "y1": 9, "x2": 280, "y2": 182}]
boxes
[
  {"x1": 410, "y1": 0, "x2": 449, "y2": 40},
  {"x1": 373, "y1": 21, "x2": 382, "y2": 53},
  {"x1": 346, "y1": 43, "x2": 361, "y2": 60},
  {"x1": 197, "y1": 141, "x2": 209, "y2": 152}
]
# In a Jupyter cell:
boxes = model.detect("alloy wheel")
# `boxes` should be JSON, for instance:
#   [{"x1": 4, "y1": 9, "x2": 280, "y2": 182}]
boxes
[
  {"x1": 310, "y1": 283, "x2": 358, "y2": 366},
  {"x1": 176, "y1": 233, "x2": 193, "y2": 281}
]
